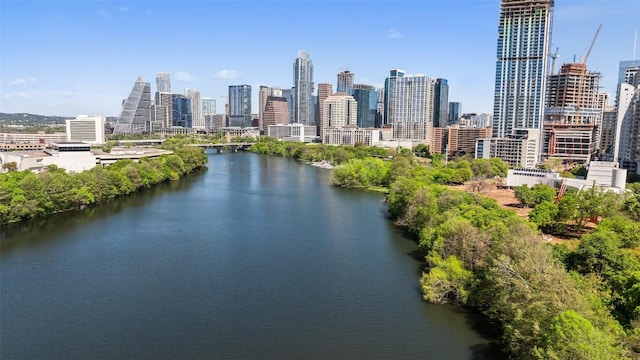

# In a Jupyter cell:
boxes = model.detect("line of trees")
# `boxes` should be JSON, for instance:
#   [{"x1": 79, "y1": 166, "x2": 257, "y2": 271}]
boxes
[
  {"x1": 331, "y1": 151, "x2": 639, "y2": 359},
  {"x1": 0, "y1": 146, "x2": 207, "y2": 224}
]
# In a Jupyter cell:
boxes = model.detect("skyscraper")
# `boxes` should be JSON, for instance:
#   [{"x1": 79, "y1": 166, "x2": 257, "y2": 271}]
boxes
[
  {"x1": 337, "y1": 70, "x2": 354, "y2": 94},
  {"x1": 390, "y1": 74, "x2": 436, "y2": 141},
  {"x1": 618, "y1": 60, "x2": 640, "y2": 85},
  {"x1": 113, "y1": 76, "x2": 151, "y2": 135},
  {"x1": 185, "y1": 88, "x2": 203, "y2": 129},
  {"x1": 352, "y1": 84, "x2": 377, "y2": 128},
  {"x1": 228, "y1": 85, "x2": 252, "y2": 128},
  {"x1": 259, "y1": 86, "x2": 282, "y2": 132},
  {"x1": 322, "y1": 92, "x2": 358, "y2": 136},
  {"x1": 433, "y1": 79, "x2": 449, "y2": 128},
  {"x1": 171, "y1": 94, "x2": 192, "y2": 128},
  {"x1": 156, "y1": 72, "x2": 171, "y2": 93},
  {"x1": 316, "y1": 83, "x2": 333, "y2": 137},
  {"x1": 383, "y1": 69, "x2": 405, "y2": 126},
  {"x1": 490, "y1": 0, "x2": 554, "y2": 166},
  {"x1": 263, "y1": 96, "x2": 290, "y2": 130},
  {"x1": 293, "y1": 51, "x2": 314, "y2": 125},
  {"x1": 282, "y1": 89, "x2": 294, "y2": 124},
  {"x1": 448, "y1": 102, "x2": 461, "y2": 125},
  {"x1": 202, "y1": 97, "x2": 216, "y2": 129}
]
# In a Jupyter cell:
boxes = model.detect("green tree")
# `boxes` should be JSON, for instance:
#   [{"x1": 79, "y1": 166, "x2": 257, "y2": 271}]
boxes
[
  {"x1": 2, "y1": 162, "x2": 18, "y2": 172},
  {"x1": 529, "y1": 201, "x2": 559, "y2": 230},
  {"x1": 420, "y1": 252, "x2": 473, "y2": 305}
]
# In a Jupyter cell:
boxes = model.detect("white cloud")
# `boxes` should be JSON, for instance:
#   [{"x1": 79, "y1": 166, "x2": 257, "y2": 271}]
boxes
[
  {"x1": 10, "y1": 78, "x2": 36, "y2": 86},
  {"x1": 387, "y1": 29, "x2": 402, "y2": 39},
  {"x1": 4, "y1": 92, "x2": 30, "y2": 99},
  {"x1": 174, "y1": 71, "x2": 198, "y2": 82},
  {"x1": 215, "y1": 69, "x2": 239, "y2": 80}
]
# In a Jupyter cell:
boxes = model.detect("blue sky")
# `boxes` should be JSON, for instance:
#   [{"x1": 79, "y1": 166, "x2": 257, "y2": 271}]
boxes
[{"x1": 1, "y1": 0, "x2": 639, "y2": 117}]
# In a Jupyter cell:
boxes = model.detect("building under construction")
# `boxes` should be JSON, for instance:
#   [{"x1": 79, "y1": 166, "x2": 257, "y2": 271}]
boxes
[{"x1": 542, "y1": 63, "x2": 602, "y2": 164}]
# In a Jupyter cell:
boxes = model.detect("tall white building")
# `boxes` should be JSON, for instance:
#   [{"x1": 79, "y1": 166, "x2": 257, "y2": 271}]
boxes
[
  {"x1": 489, "y1": 0, "x2": 554, "y2": 167},
  {"x1": 321, "y1": 92, "x2": 357, "y2": 138},
  {"x1": 156, "y1": 72, "x2": 171, "y2": 93},
  {"x1": 293, "y1": 51, "x2": 314, "y2": 125},
  {"x1": 66, "y1": 115, "x2": 106, "y2": 145},
  {"x1": 185, "y1": 88, "x2": 203, "y2": 129},
  {"x1": 390, "y1": 74, "x2": 436, "y2": 142}
]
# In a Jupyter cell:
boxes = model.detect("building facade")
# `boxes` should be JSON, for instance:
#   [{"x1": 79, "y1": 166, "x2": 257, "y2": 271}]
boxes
[
  {"x1": 228, "y1": 85, "x2": 252, "y2": 128},
  {"x1": 316, "y1": 83, "x2": 333, "y2": 136},
  {"x1": 490, "y1": 0, "x2": 554, "y2": 166},
  {"x1": 433, "y1": 78, "x2": 449, "y2": 127},
  {"x1": 66, "y1": 115, "x2": 106, "y2": 145},
  {"x1": 390, "y1": 74, "x2": 436, "y2": 142},
  {"x1": 263, "y1": 96, "x2": 290, "y2": 130},
  {"x1": 156, "y1": 72, "x2": 171, "y2": 93},
  {"x1": 171, "y1": 94, "x2": 192, "y2": 128},
  {"x1": 113, "y1": 76, "x2": 152, "y2": 135},
  {"x1": 293, "y1": 51, "x2": 314, "y2": 125},
  {"x1": 259, "y1": 86, "x2": 283, "y2": 132},
  {"x1": 448, "y1": 102, "x2": 461, "y2": 125},
  {"x1": 383, "y1": 69, "x2": 405, "y2": 126},
  {"x1": 352, "y1": 84, "x2": 377, "y2": 129},
  {"x1": 337, "y1": 70, "x2": 354, "y2": 94},
  {"x1": 185, "y1": 88, "x2": 203, "y2": 129},
  {"x1": 323, "y1": 126, "x2": 382, "y2": 147},
  {"x1": 322, "y1": 92, "x2": 358, "y2": 138}
]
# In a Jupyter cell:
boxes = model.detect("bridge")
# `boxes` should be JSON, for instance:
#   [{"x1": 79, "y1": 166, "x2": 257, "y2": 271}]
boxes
[{"x1": 187, "y1": 142, "x2": 254, "y2": 152}]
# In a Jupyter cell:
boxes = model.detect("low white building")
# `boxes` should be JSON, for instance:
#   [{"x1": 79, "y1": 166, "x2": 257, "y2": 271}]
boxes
[
  {"x1": 66, "y1": 115, "x2": 106, "y2": 144},
  {"x1": 268, "y1": 124, "x2": 318, "y2": 142},
  {"x1": 322, "y1": 126, "x2": 382, "y2": 146},
  {"x1": 0, "y1": 142, "x2": 97, "y2": 173}
]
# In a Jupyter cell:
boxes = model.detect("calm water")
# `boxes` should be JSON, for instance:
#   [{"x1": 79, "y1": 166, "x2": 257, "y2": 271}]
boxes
[{"x1": 1, "y1": 152, "x2": 501, "y2": 359}]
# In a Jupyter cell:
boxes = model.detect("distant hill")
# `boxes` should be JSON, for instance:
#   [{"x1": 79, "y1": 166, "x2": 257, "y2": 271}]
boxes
[{"x1": 0, "y1": 113, "x2": 118, "y2": 125}]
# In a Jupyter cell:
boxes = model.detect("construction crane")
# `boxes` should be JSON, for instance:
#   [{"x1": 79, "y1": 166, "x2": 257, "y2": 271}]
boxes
[
  {"x1": 550, "y1": 47, "x2": 560, "y2": 75},
  {"x1": 574, "y1": 24, "x2": 602, "y2": 124}
]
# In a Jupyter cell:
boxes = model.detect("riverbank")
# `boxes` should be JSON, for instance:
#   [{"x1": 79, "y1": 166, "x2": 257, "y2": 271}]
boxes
[{"x1": 0, "y1": 146, "x2": 207, "y2": 225}]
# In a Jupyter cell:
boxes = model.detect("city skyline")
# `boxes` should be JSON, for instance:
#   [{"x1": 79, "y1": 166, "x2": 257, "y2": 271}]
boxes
[{"x1": 1, "y1": 0, "x2": 639, "y2": 117}]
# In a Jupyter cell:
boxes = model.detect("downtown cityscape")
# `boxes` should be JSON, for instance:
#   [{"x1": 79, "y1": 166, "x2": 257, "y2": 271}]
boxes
[{"x1": 2, "y1": 1, "x2": 640, "y2": 359}]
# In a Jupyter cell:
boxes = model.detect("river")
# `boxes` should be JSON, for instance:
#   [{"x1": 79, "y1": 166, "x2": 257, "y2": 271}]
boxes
[{"x1": 0, "y1": 152, "x2": 502, "y2": 359}]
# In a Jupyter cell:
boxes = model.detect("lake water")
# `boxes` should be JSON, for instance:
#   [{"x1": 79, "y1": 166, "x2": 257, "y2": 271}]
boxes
[{"x1": 1, "y1": 152, "x2": 502, "y2": 359}]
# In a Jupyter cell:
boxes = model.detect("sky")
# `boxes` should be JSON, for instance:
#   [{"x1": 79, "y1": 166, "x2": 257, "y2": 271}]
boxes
[{"x1": 1, "y1": 0, "x2": 639, "y2": 117}]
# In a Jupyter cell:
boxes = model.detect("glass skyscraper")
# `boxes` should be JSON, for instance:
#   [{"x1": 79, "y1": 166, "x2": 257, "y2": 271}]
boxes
[
  {"x1": 391, "y1": 74, "x2": 436, "y2": 141},
  {"x1": 383, "y1": 69, "x2": 405, "y2": 125},
  {"x1": 492, "y1": 0, "x2": 553, "y2": 138},
  {"x1": 228, "y1": 85, "x2": 252, "y2": 128},
  {"x1": 293, "y1": 51, "x2": 313, "y2": 125},
  {"x1": 156, "y1": 72, "x2": 171, "y2": 93},
  {"x1": 113, "y1": 76, "x2": 151, "y2": 135},
  {"x1": 433, "y1": 78, "x2": 449, "y2": 128},
  {"x1": 352, "y1": 84, "x2": 377, "y2": 128},
  {"x1": 171, "y1": 94, "x2": 192, "y2": 128}
]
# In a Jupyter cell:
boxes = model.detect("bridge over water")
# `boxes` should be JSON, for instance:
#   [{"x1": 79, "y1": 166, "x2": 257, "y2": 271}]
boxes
[{"x1": 187, "y1": 142, "x2": 253, "y2": 152}]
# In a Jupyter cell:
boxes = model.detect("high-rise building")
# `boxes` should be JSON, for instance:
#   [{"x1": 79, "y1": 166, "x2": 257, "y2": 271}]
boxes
[
  {"x1": 433, "y1": 79, "x2": 449, "y2": 127},
  {"x1": 390, "y1": 74, "x2": 436, "y2": 141},
  {"x1": 293, "y1": 51, "x2": 313, "y2": 125},
  {"x1": 376, "y1": 88, "x2": 385, "y2": 127},
  {"x1": 185, "y1": 88, "x2": 203, "y2": 129},
  {"x1": 202, "y1": 98, "x2": 216, "y2": 130},
  {"x1": 618, "y1": 60, "x2": 640, "y2": 85},
  {"x1": 113, "y1": 76, "x2": 152, "y2": 135},
  {"x1": 322, "y1": 92, "x2": 358, "y2": 138},
  {"x1": 383, "y1": 69, "x2": 405, "y2": 125},
  {"x1": 259, "y1": 86, "x2": 283, "y2": 132},
  {"x1": 228, "y1": 85, "x2": 252, "y2": 127},
  {"x1": 316, "y1": 83, "x2": 333, "y2": 137},
  {"x1": 352, "y1": 84, "x2": 377, "y2": 128},
  {"x1": 66, "y1": 115, "x2": 106, "y2": 145},
  {"x1": 263, "y1": 96, "x2": 290, "y2": 129},
  {"x1": 337, "y1": 70, "x2": 354, "y2": 94},
  {"x1": 541, "y1": 63, "x2": 601, "y2": 164},
  {"x1": 282, "y1": 89, "x2": 294, "y2": 124},
  {"x1": 156, "y1": 72, "x2": 171, "y2": 93},
  {"x1": 154, "y1": 92, "x2": 173, "y2": 128},
  {"x1": 448, "y1": 102, "x2": 461, "y2": 125},
  {"x1": 614, "y1": 69, "x2": 640, "y2": 164},
  {"x1": 600, "y1": 105, "x2": 617, "y2": 156},
  {"x1": 489, "y1": 0, "x2": 554, "y2": 167},
  {"x1": 171, "y1": 94, "x2": 192, "y2": 128}
]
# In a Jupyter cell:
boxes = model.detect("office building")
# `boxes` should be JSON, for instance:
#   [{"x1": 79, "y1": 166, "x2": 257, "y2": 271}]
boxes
[
  {"x1": 323, "y1": 126, "x2": 382, "y2": 147},
  {"x1": 488, "y1": 0, "x2": 554, "y2": 167},
  {"x1": 618, "y1": 60, "x2": 640, "y2": 85},
  {"x1": 268, "y1": 123, "x2": 317, "y2": 142},
  {"x1": 316, "y1": 83, "x2": 333, "y2": 136},
  {"x1": 113, "y1": 76, "x2": 152, "y2": 135},
  {"x1": 390, "y1": 74, "x2": 436, "y2": 142},
  {"x1": 376, "y1": 88, "x2": 385, "y2": 127},
  {"x1": 66, "y1": 115, "x2": 106, "y2": 145},
  {"x1": 282, "y1": 89, "x2": 295, "y2": 124},
  {"x1": 259, "y1": 86, "x2": 282, "y2": 132},
  {"x1": 263, "y1": 96, "x2": 290, "y2": 129},
  {"x1": 185, "y1": 88, "x2": 203, "y2": 129},
  {"x1": 228, "y1": 85, "x2": 252, "y2": 128},
  {"x1": 156, "y1": 72, "x2": 171, "y2": 93},
  {"x1": 353, "y1": 84, "x2": 377, "y2": 129},
  {"x1": 171, "y1": 94, "x2": 192, "y2": 128},
  {"x1": 322, "y1": 92, "x2": 357, "y2": 138},
  {"x1": 431, "y1": 125, "x2": 492, "y2": 156},
  {"x1": 383, "y1": 69, "x2": 405, "y2": 125},
  {"x1": 293, "y1": 51, "x2": 314, "y2": 125},
  {"x1": 542, "y1": 63, "x2": 601, "y2": 163},
  {"x1": 448, "y1": 102, "x2": 461, "y2": 125},
  {"x1": 202, "y1": 97, "x2": 216, "y2": 130},
  {"x1": 433, "y1": 79, "x2": 449, "y2": 127},
  {"x1": 337, "y1": 70, "x2": 354, "y2": 94}
]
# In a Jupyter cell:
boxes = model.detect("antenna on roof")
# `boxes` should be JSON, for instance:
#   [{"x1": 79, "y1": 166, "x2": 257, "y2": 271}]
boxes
[{"x1": 633, "y1": 29, "x2": 638, "y2": 60}]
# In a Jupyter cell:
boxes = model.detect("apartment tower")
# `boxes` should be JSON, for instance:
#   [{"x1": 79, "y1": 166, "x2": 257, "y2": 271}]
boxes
[{"x1": 293, "y1": 51, "x2": 314, "y2": 125}]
